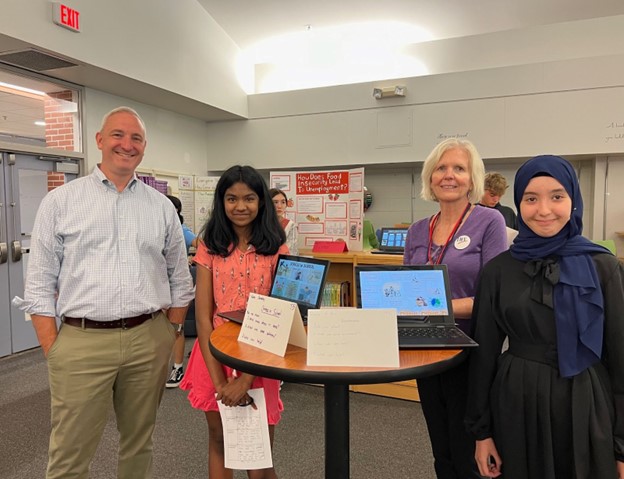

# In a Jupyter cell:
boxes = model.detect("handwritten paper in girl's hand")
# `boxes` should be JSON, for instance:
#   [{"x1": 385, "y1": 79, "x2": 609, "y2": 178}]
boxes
[
  {"x1": 306, "y1": 308, "x2": 399, "y2": 367},
  {"x1": 237, "y1": 293, "x2": 307, "y2": 356},
  {"x1": 217, "y1": 388, "x2": 273, "y2": 470}
]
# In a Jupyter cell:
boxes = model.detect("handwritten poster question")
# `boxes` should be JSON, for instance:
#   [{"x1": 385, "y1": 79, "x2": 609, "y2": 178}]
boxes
[{"x1": 296, "y1": 171, "x2": 349, "y2": 195}]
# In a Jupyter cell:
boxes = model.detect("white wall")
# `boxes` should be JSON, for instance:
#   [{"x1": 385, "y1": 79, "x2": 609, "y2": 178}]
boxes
[
  {"x1": 84, "y1": 89, "x2": 209, "y2": 176},
  {"x1": 361, "y1": 167, "x2": 415, "y2": 229},
  {"x1": 605, "y1": 157, "x2": 624, "y2": 254},
  {"x1": 207, "y1": 54, "x2": 624, "y2": 171},
  {"x1": 0, "y1": 0, "x2": 247, "y2": 117},
  {"x1": 401, "y1": 14, "x2": 624, "y2": 78}
]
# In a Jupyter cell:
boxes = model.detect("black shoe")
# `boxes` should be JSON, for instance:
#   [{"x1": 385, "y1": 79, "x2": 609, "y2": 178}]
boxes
[{"x1": 166, "y1": 367, "x2": 184, "y2": 388}]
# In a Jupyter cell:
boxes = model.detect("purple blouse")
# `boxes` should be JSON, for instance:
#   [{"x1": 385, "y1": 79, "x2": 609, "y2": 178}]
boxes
[{"x1": 403, "y1": 205, "x2": 508, "y2": 333}]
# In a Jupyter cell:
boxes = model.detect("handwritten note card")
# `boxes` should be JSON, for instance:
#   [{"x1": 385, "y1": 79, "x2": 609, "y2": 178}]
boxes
[
  {"x1": 218, "y1": 388, "x2": 273, "y2": 470},
  {"x1": 237, "y1": 293, "x2": 307, "y2": 356},
  {"x1": 306, "y1": 308, "x2": 400, "y2": 367}
]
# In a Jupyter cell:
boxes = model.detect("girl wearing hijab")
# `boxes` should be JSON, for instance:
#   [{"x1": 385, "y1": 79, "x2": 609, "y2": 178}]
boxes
[{"x1": 465, "y1": 155, "x2": 624, "y2": 479}]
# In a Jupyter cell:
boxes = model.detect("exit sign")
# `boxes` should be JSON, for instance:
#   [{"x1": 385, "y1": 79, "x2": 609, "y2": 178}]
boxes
[{"x1": 52, "y1": 3, "x2": 80, "y2": 33}]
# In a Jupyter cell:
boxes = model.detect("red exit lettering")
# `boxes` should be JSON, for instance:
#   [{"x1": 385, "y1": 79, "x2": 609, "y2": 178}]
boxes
[
  {"x1": 52, "y1": 3, "x2": 81, "y2": 32},
  {"x1": 61, "y1": 5, "x2": 79, "y2": 29}
]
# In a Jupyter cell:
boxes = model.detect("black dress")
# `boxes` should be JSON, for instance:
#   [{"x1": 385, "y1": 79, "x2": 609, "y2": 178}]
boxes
[{"x1": 466, "y1": 251, "x2": 624, "y2": 479}]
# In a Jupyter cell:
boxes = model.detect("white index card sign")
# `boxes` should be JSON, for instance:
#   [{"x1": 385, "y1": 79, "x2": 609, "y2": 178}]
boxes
[
  {"x1": 306, "y1": 308, "x2": 399, "y2": 367},
  {"x1": 237, "y1": 293, "x2": 307, "y2": 356}
]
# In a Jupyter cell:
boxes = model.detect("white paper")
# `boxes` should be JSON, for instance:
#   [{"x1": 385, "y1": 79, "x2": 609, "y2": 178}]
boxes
[
  {"x1": 306, "y1": 308, "x2": 400, "y2": 367},
  {"x1": 237, "y1": 293, "x2": 307, "y2": 356},
  {"x1": 217, "y1": 388, "x2": 273, "y2": 470},
  {"x1": 178, "y1": 175, "x2": 194, "y2": 190}
]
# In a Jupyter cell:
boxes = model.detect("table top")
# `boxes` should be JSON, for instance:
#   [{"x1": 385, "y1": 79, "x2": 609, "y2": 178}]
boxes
[{"x1": 209, "y1": 321, "x2": 468, "y2": 385}]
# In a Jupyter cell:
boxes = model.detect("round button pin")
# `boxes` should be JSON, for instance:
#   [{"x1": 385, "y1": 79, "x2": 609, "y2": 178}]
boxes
[{"x1": 454, "y1": 235, "x2": 471, "y2": 250}]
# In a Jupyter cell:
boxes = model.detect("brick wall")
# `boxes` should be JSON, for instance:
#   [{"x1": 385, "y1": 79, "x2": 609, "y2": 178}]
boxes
[
  {"x1": 44, "y1": 90, "x2": 76, "y2": 151},
  {"x1": 47, "y1": 172, "x2": 65, "y2": 191}
]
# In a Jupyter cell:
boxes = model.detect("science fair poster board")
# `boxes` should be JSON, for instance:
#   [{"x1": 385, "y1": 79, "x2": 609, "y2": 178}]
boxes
[{"x1": 270, "y1": 167, "x2": 365, "y2": 252}]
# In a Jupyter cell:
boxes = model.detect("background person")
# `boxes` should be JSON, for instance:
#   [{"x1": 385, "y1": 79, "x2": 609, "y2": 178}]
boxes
[
  {"x1": 466, "y1": 155, "x2": 623, "y2": 479},
  {"x1": 478, "y1": 172, "x2": 518, "y2": 229},
  {"x1": 362, "y1": 218, "x2": 379, "y2": 249},
  {"x1": 165, "y1": 194, "x2": 198, "y2": 388},
  {"x1": 166, "y1": 194, "x2": 198, "y2": 252},
  {"x1": 270, "y1": 187, "x2": 297, "y2": 255},
  {"x1": 403, "y1": 138, "x2": 507, "y2": 479},
  {"x1": 13, "y1": 106, "x2": 194, "y2": 479},
  {"x1": 362, "y1": 186, "x2": 379, "y2": 250},
  {"x1": 181, "y1": 166, "x2": 287, "y2": 478}
]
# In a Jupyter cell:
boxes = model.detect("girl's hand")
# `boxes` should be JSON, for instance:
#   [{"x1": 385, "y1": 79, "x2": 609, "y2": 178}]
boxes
[
  {"x1": 216, "y1": 373, "x2": 257, "y2": 409},
  {"x1": 617, "y1": 460, "x2": 624, "y2": 479},
  {"x1": 475, "y1": 438, "x2": 502, "y2": 477}
]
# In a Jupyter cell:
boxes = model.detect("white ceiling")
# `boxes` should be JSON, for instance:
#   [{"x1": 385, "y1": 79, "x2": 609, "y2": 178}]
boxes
[
  {"x1": 3, "y1": 0, "x2": 624, "y2": 140},
  {"x1": 197, "y1": 0, "x2": 624, "y2": 50}
]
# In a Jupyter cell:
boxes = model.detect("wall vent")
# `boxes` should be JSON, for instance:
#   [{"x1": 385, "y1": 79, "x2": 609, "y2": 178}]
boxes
[{"x1": 0, "y1": 49, "x2": 78, "y2": 72}]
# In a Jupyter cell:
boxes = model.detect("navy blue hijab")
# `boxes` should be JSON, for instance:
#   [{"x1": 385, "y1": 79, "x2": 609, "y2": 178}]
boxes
[{"x1": 510, "y1": 155, "x2": 611, "y2": 378}]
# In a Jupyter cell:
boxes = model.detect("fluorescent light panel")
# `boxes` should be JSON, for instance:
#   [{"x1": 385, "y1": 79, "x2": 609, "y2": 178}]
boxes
[{"x1": 0, "y1": 81, "x2": 45, "y2": 96}]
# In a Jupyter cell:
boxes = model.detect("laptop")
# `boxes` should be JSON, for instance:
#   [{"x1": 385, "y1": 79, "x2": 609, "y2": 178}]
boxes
[
  {"x1": 218, "y1": 254, "x2": 330, "y2": 325},
  {"x1": 354, "y1": 264, "x2": 478, "y2": 349},
  {"x1": 371, "y1": 227, "x2": 408, "y2": 255}
]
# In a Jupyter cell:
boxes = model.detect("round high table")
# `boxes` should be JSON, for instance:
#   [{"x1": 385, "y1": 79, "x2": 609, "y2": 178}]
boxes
[{"x1": 209, "y1": 321, "x2": 467, "y2": 479}]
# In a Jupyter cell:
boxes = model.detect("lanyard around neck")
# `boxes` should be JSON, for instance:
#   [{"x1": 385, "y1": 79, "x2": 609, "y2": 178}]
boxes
[{"x1": 427, "y1": 203, "x2": 471, "y2": 265}]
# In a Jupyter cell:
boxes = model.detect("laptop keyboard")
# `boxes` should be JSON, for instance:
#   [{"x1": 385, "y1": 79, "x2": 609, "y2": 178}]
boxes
[{"x1": 398, "y1": 327, "x2": 465, "y2": 339}]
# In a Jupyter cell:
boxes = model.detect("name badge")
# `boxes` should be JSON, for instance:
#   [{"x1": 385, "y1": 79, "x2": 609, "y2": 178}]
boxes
[{"x1": 454, "y1": 235, "x2": 470, "y2": 250}]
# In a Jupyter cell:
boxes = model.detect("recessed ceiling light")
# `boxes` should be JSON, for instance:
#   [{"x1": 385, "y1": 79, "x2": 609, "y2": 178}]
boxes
[{"x1": 34, "y1": 120, "x2": 46, "y2": 126}]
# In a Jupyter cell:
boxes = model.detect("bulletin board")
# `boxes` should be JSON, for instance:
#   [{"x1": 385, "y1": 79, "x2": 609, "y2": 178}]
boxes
[
  {"x1": 270, "y1": 167, "x2": 365, "y2": 251},
  {"x1": 178, "y1": 175, "x2": 220, "y2": 233}
]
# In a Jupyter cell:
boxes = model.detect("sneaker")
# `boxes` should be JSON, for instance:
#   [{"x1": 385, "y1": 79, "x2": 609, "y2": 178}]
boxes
[{"x1": 166, "y1": 367, "x2": 184, "y2": 389}]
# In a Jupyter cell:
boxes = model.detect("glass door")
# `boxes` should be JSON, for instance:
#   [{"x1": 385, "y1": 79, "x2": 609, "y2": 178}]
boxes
[{"x1": 0, "y1": 151, "x2": 79, "y2": 357}]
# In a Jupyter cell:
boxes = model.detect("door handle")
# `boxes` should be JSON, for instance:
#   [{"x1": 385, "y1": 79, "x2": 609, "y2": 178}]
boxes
[
  {"x1": 0, "y1": 243, "x2": 7, "y2": 264},
  {"x1": 11, "y1": 240, "x2": 21, "y2": 262}
]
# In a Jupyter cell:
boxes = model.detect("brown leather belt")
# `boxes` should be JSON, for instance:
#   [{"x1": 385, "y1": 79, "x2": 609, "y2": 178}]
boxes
[{"x1": 63, "y1": 313, "x2": 153, "y2": 330}]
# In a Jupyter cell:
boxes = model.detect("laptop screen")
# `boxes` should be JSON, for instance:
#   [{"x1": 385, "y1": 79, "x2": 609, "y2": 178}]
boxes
[
  {"x1": 270, "y1": 254, "x2": 330, "y2": 311},
  {"x1": 354, "y1": 264, "x2": 453, "y2": 324},
  {"x1": 379, "y1": 227, "x2": 408, "y2": 251}
]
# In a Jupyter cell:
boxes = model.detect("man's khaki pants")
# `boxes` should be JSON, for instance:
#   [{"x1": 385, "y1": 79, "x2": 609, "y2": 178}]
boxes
[{"x1": 46, "y1": 312, "x2": 176, "y2": 479}]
